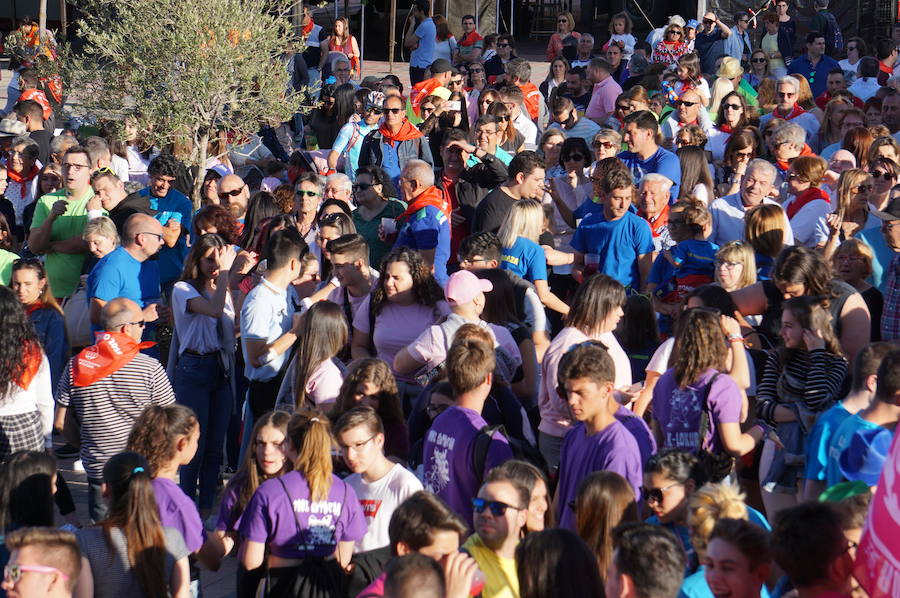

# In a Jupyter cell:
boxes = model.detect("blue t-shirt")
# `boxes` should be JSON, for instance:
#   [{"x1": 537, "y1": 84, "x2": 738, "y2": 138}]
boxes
[
  {"x1": 410, "y1": 18, "x2": 437, "y2": 68},
  {"x1": 787, "y1": 54, "x2": 841, "y2": 98},
  {"x1": 571, "y1": 210, "x2": 654, "y2": 290},
  {"x1": 825, "y1": 413, "x2": 883, "y2": 487},
  {"x1": 805, "y1": 402, "x2": 852, "y2": 481},
  {"x1": 501, "y1": 237, "x2": 548, "y2": 283},
  {"x1": 617, "y1": 147, "x2": 682, "y2": 200},
  {"x1": 381, "y1": 142, "x2": 402, "y2": 187},
  {"x1": 87, "y1": 247, "x2": 144, "y2": 330},
  {"x1": 573, "y1": 197, "x2": 603, "y2": 221},
  {"x1": 859, "y1": 227, "x2": 896, "y2": 293},
  {"x1": 141, "y1": 187, "x2": 193, "y2": 286},
  {"x1": 395, "y1": 205, "x2": 451, "y2": 286},
  {"x1": 466, "y1": 146, "x2": 513, "y2": 167},
  {"x1": 673, "y1": 239, "x2": 719, "y2": 278}
]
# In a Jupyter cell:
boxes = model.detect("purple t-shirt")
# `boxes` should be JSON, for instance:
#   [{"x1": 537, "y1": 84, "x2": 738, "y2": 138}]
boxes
[
  {"x1": 422, "y1": 406, "x2": 513, "y2": 528},
  {"x1": 215, "y1": 482, "x2": 242, "y2": 532},
  {"x1": 556, "y1": 420, "x2": 643, "y2": 530},
  {"x1": 615, "y1": 406, "x2": 657, "y2": 466},
  {"x1": 152, "y1": 477, "x2": 205, "y2": 552},
  {"x1": 239, "y1": 471, "x2": 367, "y2": 559},
  {"x1": 652, "y1": 368, "x2": 742, "y2": 454}
]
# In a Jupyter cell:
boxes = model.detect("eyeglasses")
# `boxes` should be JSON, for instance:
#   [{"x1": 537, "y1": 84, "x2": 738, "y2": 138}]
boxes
[
  {"x1": 4, "y1": 564, "x2": 70, "y2": 583},
  {"x1": 353, "y1": 182, "x2": 375, "y2": 191},
  {"x1": 777, "y1": 92, "x2": 796, "y2": 98},
  {"x1": 127, "y1": 320, "x2": 147, "y2": 328},
  {"x1": 668, "y1": 30, "x2": 683, "y2": 35},
  {"x1": 562, "y1": 153, "x2": 585, "y2": 162},
  {"x1": 847, "y1": 45, "x2": 858, "y2": 51},
  {"x1": 425, "y1": 402, "x2": 450, "y2": 418},
  {"x1": 641, "y1": 481, "x2": 683, "y2": 504},
  {"x1": 338, "y1": 433, "x2": 376, "y2": 452},
  {"x1": 472, "y1": 497, "x2": 523, "y2": 516},
  {"x1": 62, "y1": 162, "x2": 90, "y2": 172},
  {"x1": 716, "y1": 260, "x2": 743, "y2": 269},
  {"x1": 722, "y1": 103, "x2": 742, "y2": 111},
  {"x1": 498, "y1": 43, "x2": 510, "y2": 48},
  {"x1": 218, "y1": 186, "x2": 245, "y2": 199},
  {"x1": 751, "y1": 58, "x2": 767, "y2": 63},
  {"x1": 138, "y1": 232, "x2": 164, "y2": 242},
  {"x1": 296, "y1": 189, "x2": 321, "y2": 197},
  {"x1": 385, "y1": 107, "x2": 404, "y2": 114},
  {"x1": 675, "y1": 100, "x2": 699, "y2": 107},
  {"x1": 870, "y1": 171, "x2": 894, "y2": 180}
]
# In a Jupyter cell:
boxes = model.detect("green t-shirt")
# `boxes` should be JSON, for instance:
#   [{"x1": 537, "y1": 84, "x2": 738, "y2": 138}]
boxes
[
  {"x1": 0, "y1": 249, "x2": 17, "y2": 286},
  {"x1": 30, "y1": 189, "x2": 95, "y2": 298},
  {"x1": 352, "y1": 198, "x2": 407, "y2": 269}
]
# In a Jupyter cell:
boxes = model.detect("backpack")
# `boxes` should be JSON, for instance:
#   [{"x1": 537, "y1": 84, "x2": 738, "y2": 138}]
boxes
[
  {"x1": 821, "y1": 12, "x2": 843, "y2": 53},
  {"x1": 471, "y1": 424, "x2": 549, "y2": 484}
]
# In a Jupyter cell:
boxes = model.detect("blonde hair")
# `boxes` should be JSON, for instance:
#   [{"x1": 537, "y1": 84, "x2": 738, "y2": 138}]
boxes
[
  {"x1": 716, "y1": 242, "x2": 757, "y2": 289},
  {"x1": 498, "y1": 198, "x2": 543, "y2": 248},
  {"x1": 745, "y1": 203, "x2": 789, "y2": 259},
  {"x1": 688, "y1": 482, "x2": 749, "y2": 558},
  {"x1": 835, "y1": 168, "x2": 872, "y2": 218},
  {"x1": 83, "y1": 216, "x2": 120, "y2": 246},
  {"x1": 709, "y1": 77, "x2": 734, "y2": 117},
  {"x1": 286, "y1": 410, "x2": 334, "y2": 502},
  {"x1": 868, "y1": 136, "x2": 900, "y2": 165},
  {"x1": 557, "y1": 11, "x2": 576, "y2": 33},
  {"x1": 832, "y1": 238, "x2": 874, "y2": 279}
]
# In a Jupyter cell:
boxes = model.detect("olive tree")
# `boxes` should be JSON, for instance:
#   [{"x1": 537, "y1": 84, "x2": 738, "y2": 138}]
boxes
[{"x1": 59, "y1": 0, "x2": 306, "y2": 206}]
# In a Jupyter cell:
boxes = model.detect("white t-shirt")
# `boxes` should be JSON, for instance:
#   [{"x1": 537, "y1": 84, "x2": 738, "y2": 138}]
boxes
[
  {"x1": 784, "y1": 196, "x2": 830, "y2": 248},
  {"x1": 173, "y1": 281, "x2": 236, "y2": 355},
  {"x1": 240, "y1": 278, "x2": 299, "y2": 381},
  {"x1": 346, "y1": 463, "x2": 424, "y2": 552}
]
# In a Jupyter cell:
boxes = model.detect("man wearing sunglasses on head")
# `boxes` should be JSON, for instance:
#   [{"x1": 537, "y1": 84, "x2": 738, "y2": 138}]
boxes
[
  {"x1": 1, "y1": 527, "x2": 81, "y2": 598},
  {"x1": 462, "y1": 468, "x2": 529, "y2": 598}
]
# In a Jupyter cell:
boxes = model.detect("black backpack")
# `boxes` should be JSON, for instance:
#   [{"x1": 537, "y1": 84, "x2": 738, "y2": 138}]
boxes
[
  {"x1": 470, "y1": 424, "x2": 549, "y2": 484},
  {"x1": 822, "y1": 12, "x2": 844, "y2": 53}
]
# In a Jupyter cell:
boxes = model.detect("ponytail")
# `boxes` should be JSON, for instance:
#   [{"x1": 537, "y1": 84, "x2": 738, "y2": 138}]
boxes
[
  {"x1": 687, "y1": 482, "x2": 749, "y2": 557},
  {"x1": 286, "y1": 410, "x2": 333, "y2": 502},
  {"x1": 126, "y1": 404, "x2": 198, "y2": 476},
  {"x1": 100, "y1": 452, "x2": 167, "y2": 598}
]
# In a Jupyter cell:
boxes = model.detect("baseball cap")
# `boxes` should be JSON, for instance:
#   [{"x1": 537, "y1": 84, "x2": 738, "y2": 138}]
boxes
[
  {"x1": 685, "y1": 19, "x2": 699, "y2": 29},
  {"x1": 430, "y1": 58, "x2": 453, "y2": 74},
  {"x1": 207, "y1": 164, "x2": 231, "y2": 179},
  {"x1": 872, "y1": 197, "x2": 900, "y2": 222},
  {"x1": 0, "y1": 117, "x2": 26, "y2": 137},
  {"x1": 445, "y1": 270, "x2": 493, "y2": 304},
  {"x1": 838, "y1": 426, "x2": 892, "y2": 487}
]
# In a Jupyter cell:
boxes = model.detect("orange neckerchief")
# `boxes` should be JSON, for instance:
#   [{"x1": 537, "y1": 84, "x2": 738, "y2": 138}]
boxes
[
  {"x1": 7, "y1": 165, "x2": 40, "y2": 199},
  {"x1": 378, "y1": 120, "x2": 423, "y2": 147},
  {"x1": 397, "y1": 185, "x2": 451, "y2": 223},
  {"x1": 17, "y1": 342, "x2": 41, "y2": 391},
  {"x1": 72, "y1": 332, "x2": 154, "y2": 387}
]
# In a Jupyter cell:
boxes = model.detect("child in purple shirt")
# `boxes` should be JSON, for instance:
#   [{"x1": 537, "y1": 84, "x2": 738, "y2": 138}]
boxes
[{"x1": 554, "y1": 341, "x2": 643, "y2": 530}]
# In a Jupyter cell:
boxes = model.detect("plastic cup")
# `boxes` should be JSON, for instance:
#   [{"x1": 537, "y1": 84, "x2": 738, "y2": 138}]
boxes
[{"x1": 381, "y1": 217, "x2": 397, "y2": 235}]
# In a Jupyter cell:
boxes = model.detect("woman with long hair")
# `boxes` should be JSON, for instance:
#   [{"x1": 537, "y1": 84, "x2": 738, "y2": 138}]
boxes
[
  {"x1": 546, "y1": 11, "x2": 580, "y2": 61},
  {"x1": 714, "y1": 128, "x2": 760, "y2": 197},
  {"x1": 193, "y1": 204, "x2": 241, "y2": 246},
  {"x1": 350, "y1": 247, "x2": 448, "y2": 400},
  {"x1": 732, "y1": 245, "x2": 871, "y2": 361},
  {"x1": 540, "y1": 57, "x2": 570, "y2": 101},
  {"x1": 487, "y1": 100, "x2": 525, "y2": 154},
  {"x1": 545, "y1": 136, "x2": 592, "y2": 242},
  {"x1": 821, "y1": 169, "x2": 878, "y2": 261},
  {"x1": 215, "y1": 410, "x2": 291, "y2": 595},
  {"x1": 320, "y1": 17, "x2": 360, "y2": 79},
  {"x1": 574, "y1": 471, "x2": 639, "y2": 577},
  {"x1": 815, "y1": 96, "x2": 853, "y2": 153},
  {"x1": 744, "y1": 49, "x2": 772, "y2": 89},
  {"x1": 276, "y1": 301, "x2": 347, "y2": 411},
  {"x1": 819, "y1": 107, "x2": 866, "y2": 160},
  {"x1": 476, "y1": 88, "x2": 501, "y2": 118},
  {"x1": 537, "y1": 275, "x2": 632, "y2": 471},
  {"x1": 677, "y1": 146, "x2": 714, "y2": 204},
  {"x1": 0, "y1": 450, "x2": 57, "y2": 532},
  {"x1": 239, "y1": 411, "x2": 366, "y2": 598},
  {"x1": 171, "y1": 233, "x2": 237, "y2": 517},
  {"x1": 708, "y1": 92, "x2": 753, "y2": 162},
  {"x1": 0, "y1": 286, "x2": 52, "y2": 462},
  {"x1": 10, "y1": 258, "x2": 67, "y2": 392},
  {"x1": 74, "y1": 451, "x2": 190, "y2": 598},
  {"x1": 330, "y1": 358, "x2": 407, "y2": 461},
  {"x1": 432, "y1": 15, "x2": 457, "y2": 63},
  {"x1": 315, "y1": 211, "x2": 356, "y2": 280},
  {"x1": 867, "y1": 156, "x2": 900, "y2": 212},
  {"x1": 236, "y1": 191, "x2": 283, "y2": 254},
  {"x1": 516, "y1": 529, "x2": 604, "y2": 598}
]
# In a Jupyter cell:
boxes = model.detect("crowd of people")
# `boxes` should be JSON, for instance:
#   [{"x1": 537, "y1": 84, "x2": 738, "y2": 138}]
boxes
[{"x1": 0, "y1": 3, "x2": 899, "y2": 598}]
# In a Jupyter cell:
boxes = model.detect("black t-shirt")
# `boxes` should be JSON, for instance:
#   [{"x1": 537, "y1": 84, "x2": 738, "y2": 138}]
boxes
[
  {"x1": 474, "y1": 187, "x2": 516, "y2": 234},
  {"x1": 29, "y1": 129, "x2": 52, "y2": 165},
  {"x1": 564, "y1": 91, "x2": 593, "y2": 112}
]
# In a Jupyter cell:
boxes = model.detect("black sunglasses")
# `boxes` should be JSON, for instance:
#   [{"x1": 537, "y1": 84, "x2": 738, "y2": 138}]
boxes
[
  {"x1": 385, "y1": 108, "x2": 404, "y2": 114},
  {"x1": 472, "y1": 498, "x2": 522, "y2": 516},
  {"x1": 751, "y1": 58, "x2": 767, "y2": 63},
  {"x1": 218, "y1": 187, "x2": 245, "y2": 199},
  {"x1": 870, "y1": 171, "x2": 894, "y2": 180},
  {"x1": 562, "y1": 153, "x2": 585, "y2": 161},
  {"x1": 498, "y1": 43, "x2": 510, "y2": 48},
  {"x1": 353, "y1": 182, "x2": 375, "y2": 191},
  {"x1": 676, "y1": 100, "x2": 699, "y2": 108},
  {"x1": 366, "y1": 107, "x2": 383, "y2": 115}
]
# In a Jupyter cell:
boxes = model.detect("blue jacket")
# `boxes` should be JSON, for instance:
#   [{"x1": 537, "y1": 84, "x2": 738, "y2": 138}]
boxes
[{"x1": 29, "y1": 307, "x2": 68, "y2": 396}]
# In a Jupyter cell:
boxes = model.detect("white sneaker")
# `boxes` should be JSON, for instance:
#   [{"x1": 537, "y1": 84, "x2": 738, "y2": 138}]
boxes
[{"x1": 73, "y1": 459, "x2": 85, "y2": 473}]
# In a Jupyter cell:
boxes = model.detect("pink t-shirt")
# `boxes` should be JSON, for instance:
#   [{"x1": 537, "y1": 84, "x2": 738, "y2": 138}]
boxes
[
  {"x1": 353, "y1": 297, "x2": 450, "y2": 381},
  {"x1": 306, "y1": 358, "x2": 345, "y2": 407},
  {"x1": 538, "y1": 327, "x2": 633, "y2": 438},
  {"x1": 585, "y1": 76, "x2": 623, "y2": 121},
  {"x1": 325, "y1": 270, "x2": 380, "y2": 321},
  {"x1": 406, "y1": 316, "x2": 522, "y2": 374}
]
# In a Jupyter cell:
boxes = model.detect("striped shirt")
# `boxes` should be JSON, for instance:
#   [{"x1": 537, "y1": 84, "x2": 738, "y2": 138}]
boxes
[
  {"x1": 56, "y1": 353, "x2": 175, "y2": 479},
  {"x1": 756, "y1": 349, "x2": 848, "y2": 424}
]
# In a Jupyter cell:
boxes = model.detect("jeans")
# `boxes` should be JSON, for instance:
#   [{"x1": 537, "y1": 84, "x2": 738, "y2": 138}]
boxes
[
  {"x1": 87, "y1": 477, "x2": 108, "y2": 523},
  {"x1": 174, "y1": 353, "x2": 233, "y2": 510}
]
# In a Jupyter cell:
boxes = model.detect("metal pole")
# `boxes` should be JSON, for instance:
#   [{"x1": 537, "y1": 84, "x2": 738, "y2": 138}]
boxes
[
  {"x1": 360, "y1": 0, "x2": 365, "y2": 74},
  {"x1": 388, "y1": 0, "x2": 396, "y2": 73},
  {"x1": 60, "y1": 0, "x2": 67, "y2": 37},
  {"x1": 39, "y1": 0, "x2": 47, "y2": 33}
]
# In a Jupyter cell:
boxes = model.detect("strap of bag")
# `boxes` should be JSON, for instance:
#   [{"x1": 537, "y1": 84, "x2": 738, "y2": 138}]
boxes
[{"x1": 697, "y1": 372, "x2": 722, "y2": 452}]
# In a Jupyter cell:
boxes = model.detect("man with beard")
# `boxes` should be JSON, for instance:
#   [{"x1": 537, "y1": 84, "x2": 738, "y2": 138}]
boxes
[{"x1": 216, "y1": 174, "x2": 250, "y2": 231}]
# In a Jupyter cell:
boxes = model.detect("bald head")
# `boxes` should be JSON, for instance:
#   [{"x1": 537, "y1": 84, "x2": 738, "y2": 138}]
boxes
[
  {"x1": 218, "y1": 174, "x2": 249, "y2": 218},
  {"x1": 100, "y1": 298, "x2": 143, "y2": 333},
  {"x1": 123, "y1": 213, "x2": 164, "y2": 258}
]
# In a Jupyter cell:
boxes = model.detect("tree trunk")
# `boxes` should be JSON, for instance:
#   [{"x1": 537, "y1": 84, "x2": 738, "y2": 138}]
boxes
[{"x1": 191, "y1": 131, "x2": 210, "y2": 211}]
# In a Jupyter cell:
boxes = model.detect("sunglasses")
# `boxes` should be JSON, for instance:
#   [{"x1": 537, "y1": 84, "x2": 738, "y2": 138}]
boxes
[
  {"x1": 4, "y1": 564, "x2": 70, "y2": 583},
  {"x1": 595, "y1": 141, "x2": 616, "y2": 149},
  {"x1": 641, "y1": 481, "x2": 682, "y2": 504},
  {"x1": 722, "y1": 103, "x2": 742, "y2": 110},
  {"x1": 787, "y1": 173, "x2": 806, "y2": 181},
  {"x1": 385, "y1": 107, "x2": 404, "y2": 114},
  {"x1": 218, "y1": 186, "x2": 245, "y2": 199},
  {"x1": 497, "y1": 115, "x2": 510, "y2": 122},
  {"x1": 616, "y1": 104, "x2": 631, "y2": 111},
  {"x1": 852, "y1": 184, "x2": 873, "y2": 193},
  {"x1": 470, "y1": 68, "x2": 484, "y2": 73},
  {"x1": 870, "y1": 171, "x2": 894, "y2": 180},
  {"x1": 558, "y1": 19, "x2": 568, "y2": 23},
  {"x1": 847, "y1": 45, "x2": 857, "y2": 51},
  {"x1": 562, "y1": 153, "x2": 585, "y2": 161},
  {"x1": 777, "y1": 92, "x2": 796, "y2": 97},
  {"x1": 366, "y1": 107, "x2": 383, "y2": 115},
  {"x1": 472, "y1": 497, "x2": 522, "y2": 516},
  {"x1": 676, "y1": 100, "x2": 699, "y2": 107},
  {"x1": 296, "y1": 189, "x2": 321, "y2": 197},
  {"x1": 450, "y1": 79, "x2": 463, "y2": 85},
  {"x1": 498, "y1": 43, "x2": 510, "y2": 48},
  {"x1": 353, "y1": 182, "x2": 375, "y2": 191},
  {"x1": 668, "y1": 30, "x2": 683, "y2": 35},
  {"x1": 751, "y1": 58, "x2": 767, "y2": 63}
]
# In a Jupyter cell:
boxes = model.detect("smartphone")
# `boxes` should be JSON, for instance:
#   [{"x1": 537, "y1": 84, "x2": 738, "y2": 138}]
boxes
[{"x1": 446, "y1": 100, "x2": 461, "y2": 111}]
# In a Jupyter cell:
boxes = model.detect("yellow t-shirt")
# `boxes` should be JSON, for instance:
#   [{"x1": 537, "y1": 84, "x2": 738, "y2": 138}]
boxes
[{"x1": 462, "y1": 534, "x2": 520, "y2": 598}]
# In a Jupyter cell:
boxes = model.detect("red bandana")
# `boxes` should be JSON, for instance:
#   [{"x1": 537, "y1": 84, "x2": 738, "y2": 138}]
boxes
[
  {"x1": 773, "y1": 103, "x2": 806, "y2": 121},
  {"x1": 639, "y1": 203, "x2": 670, "y2": 237},
  {"x1": 24, "y1": 302, "x2": 45, "y2": 316},
  {"x1": 7, "y1": 165, "x2": 39, "y2": 200},
  {"x1": 397, "y1": 185, "x2": 452, "y2": 223},
  {"x1": 72, "y1": 332, "x2": 155, "y2": 387},
  {"x1": 718, "y1": 124, "x2": 734, "y2": 134},
  {"x1": 786, "y1": 187, "x2": 830, "y2": 220},
  {"x1": 378, "y1": 120, "x2": 423, "y2": 148}
]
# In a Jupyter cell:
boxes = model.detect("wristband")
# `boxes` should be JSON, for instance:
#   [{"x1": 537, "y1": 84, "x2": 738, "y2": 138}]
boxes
[{"x1": 727, "y1": 334, "x2": 745, "y2": 343}]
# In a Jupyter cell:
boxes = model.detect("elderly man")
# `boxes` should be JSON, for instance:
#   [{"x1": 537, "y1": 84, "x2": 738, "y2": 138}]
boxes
[
  {"x1": 571, "y1": 34, "x2": 596, "y2": 69},
  {"x1": 548, "y1": 95, "x2": 601, "y2": 145},
  {"x1": 358, "y1": 93, "x2": 433, "y2": 187},
  {"x1": 708, "y1": 158, "x2": 795, "y2": 246},
  {"x1": 90, "y1": 169, "x2": 154, "y2": 234},
  {"x1": 324, "y1": 173, "x2": 353, "y2": 210},
  {"x1": 585, "y1": 58, "x2": 623, "y2": 124},
  {"x1": 661, "y1": 88, "x2": 715, "y2": 142},
  {"x1": 3, "y1": 135, "x2": 40, "y2": 243},
  {"x1": 217, "y1": 174, "x2": 250, "y2": 225},
  {"x1": 393, "y1": 159, "x2": 451, "y2": 285},
  {"x1": 56, "y1": 297, "x2": 176, "y2": 521},
  {"x1": 331, "y1": 57, "x2": 354, "y2": 86},
  {"x1": 788, "y1": 32, "x2": 841, "y2": 98},
  {"x1": 759, "y1": 77, "x2": 821, "y2": 141},
  {"x1": 638, "y1": 174, "x2": 675, "y2": 251},
  {"x1": 770, "y1": 121, "x2": 808, "y2": 182}
]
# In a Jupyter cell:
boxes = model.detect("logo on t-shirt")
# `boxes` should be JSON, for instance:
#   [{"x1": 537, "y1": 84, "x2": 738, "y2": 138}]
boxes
[
  {"x1": 665, "y1": 387, "x2": 701, "y2": 448},
  {"x1": 425, "y1": 430, "x2": 455, "y2": 493},
  {"x1": 359, "y1": 499, "x2": 383, "y2": 519}
]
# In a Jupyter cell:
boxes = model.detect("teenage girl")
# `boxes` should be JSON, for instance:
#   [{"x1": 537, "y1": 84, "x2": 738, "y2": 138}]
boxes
[{"x1": 238, "y1": 410, "x2": 367, "y2": 598}]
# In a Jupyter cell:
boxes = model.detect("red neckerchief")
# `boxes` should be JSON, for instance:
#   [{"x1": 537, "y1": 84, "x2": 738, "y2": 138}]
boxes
[
  {"x1": 718, "y1": 124, "x2": 734, "y2": 134},
  {"x1": 396, "y1": 185, "x2": 451, "y2": 223},
  {"x1": 7, "y1": 165, "x2": 39, "y2": 199},
  {"x1": 302, "y1": 18, "x2": 314, "y2": 37},
  {"x1": 24, "y1": 302, "x2": 45, "y2": 316},
  {"x1": 678, "y1": 119, "x2": 699, "y2": 127},
  {"x1": 786, "y1": 187, "x2": 830, "y2": 220},
  {"x1": 639, "y1": 203, "x2": 670, "y2": 237},
  {"x1": 16, "y1": 342, "x2": 41, "y2": 391},
  {"x1": 72, "y1": 331, "x2": 155, "y2": 387},
  {"x1": 773, "y1": 103, "x2": 805, "y2": 120},
  {"x1": 378, "y1": 120, "x2": 423, "y2": 147},
  {"x1": 879, "y1": 61, "x2": 893, "y2": 75}
]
